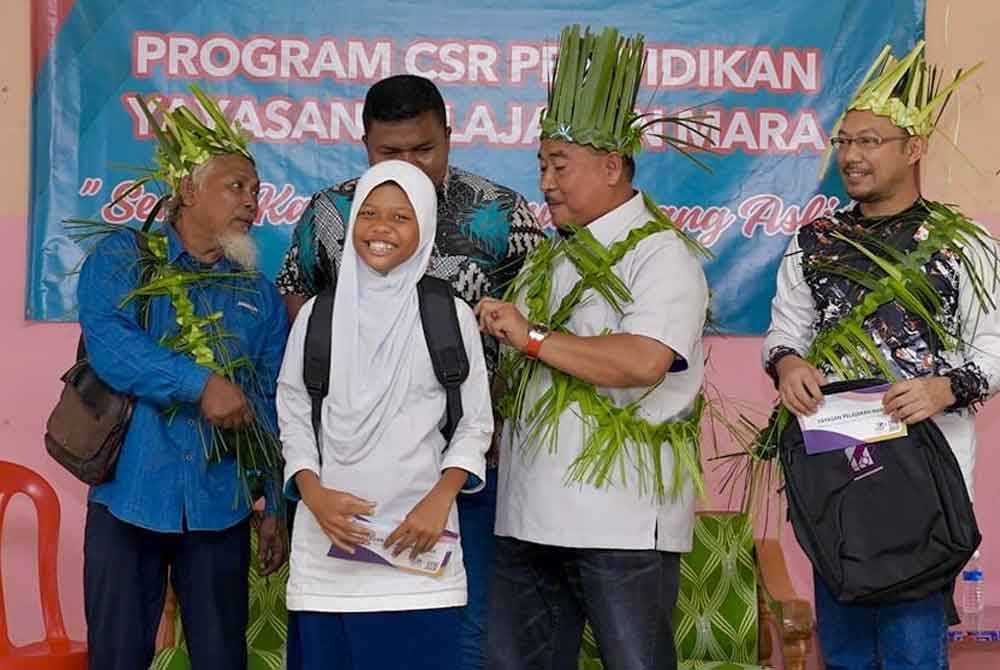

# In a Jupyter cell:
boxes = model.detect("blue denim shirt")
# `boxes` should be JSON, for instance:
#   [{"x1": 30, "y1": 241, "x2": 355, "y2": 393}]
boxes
[{"x1": 78, "y1": 225, "x2": 288, "y2": 532}]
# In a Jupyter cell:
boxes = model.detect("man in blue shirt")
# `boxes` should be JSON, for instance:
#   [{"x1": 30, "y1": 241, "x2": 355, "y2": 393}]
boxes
[{"x1": 78, "y1": 120, "x2": 288, "y2": 667}]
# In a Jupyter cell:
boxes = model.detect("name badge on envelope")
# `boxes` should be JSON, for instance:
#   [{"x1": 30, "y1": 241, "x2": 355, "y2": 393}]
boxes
[
  {"x1": 327, "y1": 515, "x2": 458, "y2": 577},
  {"x1": 797, "y1": 383, "x2": 907, "y2": 455}
]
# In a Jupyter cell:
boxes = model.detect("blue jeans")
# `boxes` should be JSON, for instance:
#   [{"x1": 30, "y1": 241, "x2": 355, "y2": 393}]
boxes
[
  {"x1": 487, "y1": 536, "x2": 681, "y2": 670},
  {"x1": 815, "y1": 573, "x2": 948, "y2": 670},
  {"x1": 457, "y1": 467, "x2": 499, "y2": 670}
]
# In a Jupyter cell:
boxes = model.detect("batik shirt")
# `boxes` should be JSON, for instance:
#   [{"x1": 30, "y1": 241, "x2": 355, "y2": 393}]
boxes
[
  {"x1": 275, "y1": 165, "x2": 545, "y2": 372},
  {"x1": 763, "y1": 200, "x2": 1000, "y2": 491}
]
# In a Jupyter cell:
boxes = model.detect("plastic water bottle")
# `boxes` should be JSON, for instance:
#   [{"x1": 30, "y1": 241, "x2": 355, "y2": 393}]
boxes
[{"x1": 961, "y1": 550, "x2": 985, "y2": 616}]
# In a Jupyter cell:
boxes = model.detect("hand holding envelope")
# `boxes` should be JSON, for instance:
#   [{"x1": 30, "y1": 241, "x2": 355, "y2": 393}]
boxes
[
  {"x1": 797, "y1": 383, "x2": 907, "y2": 455},
  {"x1": 383, "y1": 468, "x2": 468, "y2": 559},
  {"x1": 776, "y1": 355, "x2": 827, "y2": 416},
  {"x1": 882, "y1": 376, "x2": 956, "y2": 424},
  {"x1": 328, "y1": 515, "x2": 458, "y2": 577}
]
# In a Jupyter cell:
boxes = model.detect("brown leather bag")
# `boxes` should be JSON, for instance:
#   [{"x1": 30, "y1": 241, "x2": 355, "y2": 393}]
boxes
[
  {"x1": 45, "y1": 230, "x2": 153, "y2": 485},
  {"x1": 44, "y1": 337, "x2": 136, "y2": 485}
]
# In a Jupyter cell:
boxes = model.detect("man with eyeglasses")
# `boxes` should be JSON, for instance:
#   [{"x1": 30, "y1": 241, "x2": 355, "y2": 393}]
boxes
[{"x1": 762, "y1": 43, "x2": 1000, "y2": 669}]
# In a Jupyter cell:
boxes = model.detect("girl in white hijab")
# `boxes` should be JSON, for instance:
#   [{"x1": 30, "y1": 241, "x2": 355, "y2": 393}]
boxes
[{"x1": 277, "y1": 160, "x2": 493, "y2": 670}]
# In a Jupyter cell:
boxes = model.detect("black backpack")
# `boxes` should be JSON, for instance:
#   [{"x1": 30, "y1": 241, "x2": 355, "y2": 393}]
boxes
[
  {"x1": 302, "y1": 275, "x2": 469, "y2": 463},
  {"x1": 780, "y1": 378, "x2": 981, "y2": 605}
]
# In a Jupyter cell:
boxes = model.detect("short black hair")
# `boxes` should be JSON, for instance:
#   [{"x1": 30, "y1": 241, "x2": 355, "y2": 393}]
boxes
[{"x1": 362, "y1": 75, "x2": 448, "y2": 132}]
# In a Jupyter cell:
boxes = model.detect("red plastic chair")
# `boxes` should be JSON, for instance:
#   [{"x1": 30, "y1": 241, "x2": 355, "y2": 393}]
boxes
[{"x1": 0, "y1": 461, "x2": 86, "y2": 669}]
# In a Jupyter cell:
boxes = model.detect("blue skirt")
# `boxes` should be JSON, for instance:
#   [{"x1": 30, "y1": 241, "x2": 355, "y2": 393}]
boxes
[{"x1": 287, "y1": 607, "x2": 461, "y2": 670}]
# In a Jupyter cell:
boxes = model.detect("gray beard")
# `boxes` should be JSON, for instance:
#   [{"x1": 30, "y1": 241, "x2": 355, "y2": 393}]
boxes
[{"x1": 218, "y1": 232, "x2": 259, "y2": 270}]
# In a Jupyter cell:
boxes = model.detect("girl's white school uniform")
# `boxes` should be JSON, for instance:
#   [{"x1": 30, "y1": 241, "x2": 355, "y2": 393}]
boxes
[{"x1": 276, "y1": 160, "x2": 493, "y2": 613}]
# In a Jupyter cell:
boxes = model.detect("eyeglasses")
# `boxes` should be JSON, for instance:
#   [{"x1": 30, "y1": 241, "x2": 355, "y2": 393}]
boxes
[{"x1": 830, "y1": 135, "x2": 911, "y2": 151}]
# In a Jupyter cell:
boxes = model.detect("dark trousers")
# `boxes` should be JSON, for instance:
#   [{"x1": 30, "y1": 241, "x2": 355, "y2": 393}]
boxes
[
  {"x1": 289, "y1": 608, "x2": 461, "y2": 670},
  {"x1": 83, "y1": 502, "x2": 250, "y2": 670},
  {"x1": 487, "y1": 536, "x2": 681, "y2": 670},
  {"x1": 457, "y1": 467, "x2": 499, "y2": 670}
]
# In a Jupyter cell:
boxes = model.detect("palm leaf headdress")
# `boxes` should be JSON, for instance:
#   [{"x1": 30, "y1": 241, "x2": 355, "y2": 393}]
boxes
[
  {"x1": 135, "y1": 84, "x2": 254, "y2": 194},
  {"x1": 68, "y1": 85, "x2": 254, "y2": 237},
  {"x1": 819, "y1": 41, "x2": 982, "y2": 178},
  {"x1": 841, "y1": 40, "x2": 982, "y2": 138},
  {"x1": 540, "y1": 24, "x2": 714, "y2": 163}
]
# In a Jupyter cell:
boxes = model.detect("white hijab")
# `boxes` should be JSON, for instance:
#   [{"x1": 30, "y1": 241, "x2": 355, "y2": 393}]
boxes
[{"x1": 325, "y1": 160, "x2": 438, "y2": 464}]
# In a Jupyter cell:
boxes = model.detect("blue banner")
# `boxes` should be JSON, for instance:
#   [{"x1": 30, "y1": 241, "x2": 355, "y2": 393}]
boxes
[{"x1": 28, "y1": 0, "x2": 925, "y2": 333}]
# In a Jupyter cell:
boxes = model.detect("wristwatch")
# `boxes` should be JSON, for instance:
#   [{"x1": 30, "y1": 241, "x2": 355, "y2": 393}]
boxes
[{"x1": 524, "y1": 324, "x2": 551, "y2": 359}]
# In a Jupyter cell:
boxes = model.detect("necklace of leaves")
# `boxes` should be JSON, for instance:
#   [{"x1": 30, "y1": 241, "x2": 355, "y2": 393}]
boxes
[
  {"x1": 119, "y1": 228, "x2": 284, "y2": 508},
  {"x1": 499, "y1": 192, "x2": 711, "y2": 501},
  {"x1": 754, "y1": 199, "x2": 999, "y2": 461}
]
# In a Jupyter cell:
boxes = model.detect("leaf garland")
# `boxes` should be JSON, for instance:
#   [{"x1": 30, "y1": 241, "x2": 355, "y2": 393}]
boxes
[
  {"x1": 499, "y1": 193, "x2": 711, "y2": 500},
  {"x1": 69, "y1": 220, "x2": 283, "y2": 510},
  {"x1": 748, "y1": 200, "x2": 999, "y2": 470}
]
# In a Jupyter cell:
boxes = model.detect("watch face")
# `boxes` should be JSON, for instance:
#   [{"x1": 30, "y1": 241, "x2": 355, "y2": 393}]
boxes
[{"x1": 529, "y1": 325, "x2": 549, "y2": 340}]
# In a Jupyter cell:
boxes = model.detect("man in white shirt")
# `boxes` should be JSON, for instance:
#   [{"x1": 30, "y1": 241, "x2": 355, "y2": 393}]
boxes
[
  {"x1": 762, "y1": 42, "x2": 998, "y2": 669},
  {"x1": 476, "y1": 25, "x2": 709, "y2": 670}
]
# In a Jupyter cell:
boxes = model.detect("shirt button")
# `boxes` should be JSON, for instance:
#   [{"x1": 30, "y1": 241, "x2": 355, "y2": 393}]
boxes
[{"x1": 184, "y1": 452, "x2": 193, "y2": 463}]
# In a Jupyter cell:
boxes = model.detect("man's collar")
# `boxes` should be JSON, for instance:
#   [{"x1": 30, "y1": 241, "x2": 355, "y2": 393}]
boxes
[
  {"x1": 437, "y1": 166, "x2": 452, "y2": 202},
  {"x1": 584, "y1": 191, "x2": 646, "y2": 245},
  {"x1": 164, "y1": 223, "x2": 187, "y2": 264},
  {"x1": 846, "y1": 198, "x2": 928, "y2": 226},
  {"x1": 164, "y1": 223, "x2": 233, "y2": 270}
]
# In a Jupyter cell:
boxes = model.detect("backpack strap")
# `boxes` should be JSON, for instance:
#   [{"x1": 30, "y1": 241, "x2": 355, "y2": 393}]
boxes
[
  {"x1": 303, "y1": 284, "x2": 335, "y2": 465},
  {"x1": 300, "y1": 276, "x2": 469, "y2": 462},
  {"x1": 417, "y1": 276, "x2": 470, "y2": 442}
]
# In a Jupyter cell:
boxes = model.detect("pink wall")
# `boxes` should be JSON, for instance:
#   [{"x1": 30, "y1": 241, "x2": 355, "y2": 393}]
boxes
[
  {"x1": 0, "y1": 1, "x2": 85, "y2": 646},
  {"x1": 2, "y1": 0, "x2": 1000, "y2": 661},
  {"x1": 0, "y1": 217, "x2": 82, "y2": 644}
]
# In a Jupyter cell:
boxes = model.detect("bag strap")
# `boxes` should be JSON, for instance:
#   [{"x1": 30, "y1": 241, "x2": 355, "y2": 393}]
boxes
[
  {"x1": 417, "y1": 275, "x2": 469, "y2": 442},
  {"x1": 302, "y1": 275, "x2": 470, "y2": 462},
  {"x1": 303, "y1": 283, "x2": 335, "y2": 466}
]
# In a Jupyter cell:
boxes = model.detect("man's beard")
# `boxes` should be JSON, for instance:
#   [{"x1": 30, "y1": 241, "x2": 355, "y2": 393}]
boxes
[{"x1": 218, "y1": 232, "x2": 259, "y2": 270}]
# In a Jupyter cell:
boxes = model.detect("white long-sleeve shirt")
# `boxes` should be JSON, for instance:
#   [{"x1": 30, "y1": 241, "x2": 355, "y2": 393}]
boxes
[{"x1": 277, "y1": 296, "x2": 493, "y2": 612}]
